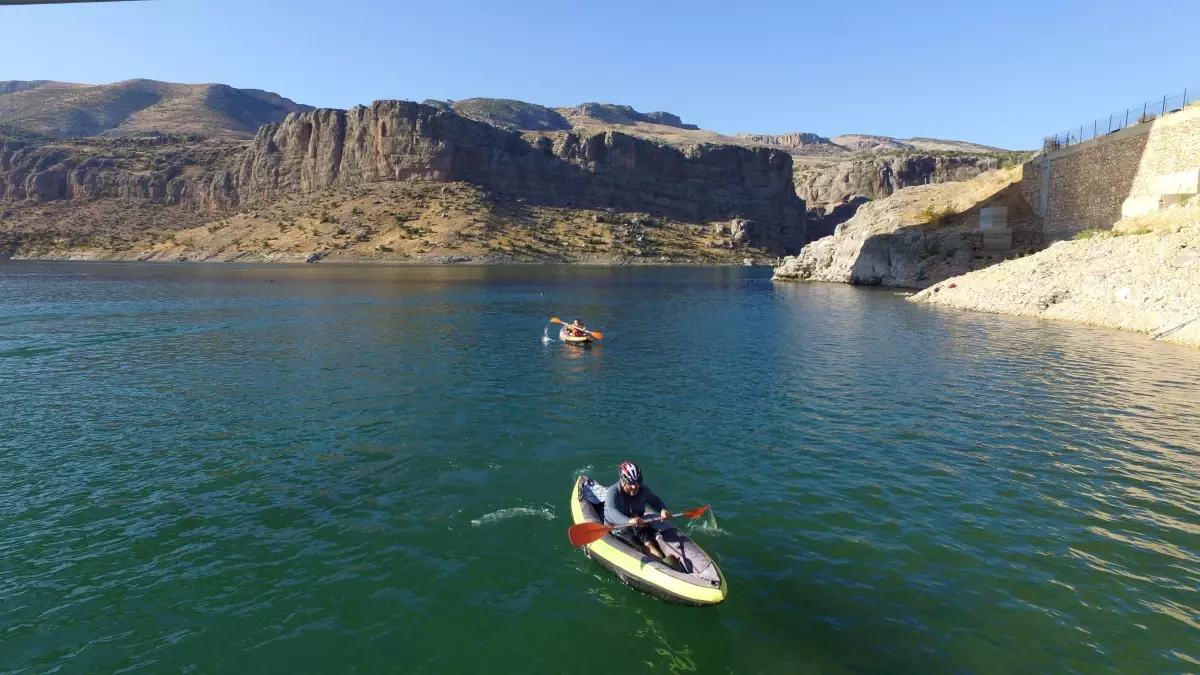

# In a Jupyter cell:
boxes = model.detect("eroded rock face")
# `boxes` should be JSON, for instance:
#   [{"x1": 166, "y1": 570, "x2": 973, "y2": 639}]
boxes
[
  {"x1": 734, "y1": 132, "x2": 834, "y2": 150},
  {"x1": 772, "y1": 217, "x2": 972, "y2": 287},
  {"x1": 806, "y1": 196, "x2": 871, "y2": 241},
  {"x1": 1, "y1": 101, "x2": 808, "y2": 252},
  {"x1": 559, "y1": 103, "x2": 700, "y2": 130},
  {"x1": 772, "y1": 192, "x2": 973, "y2": 287},
  {"x1": 237, "y1": 101, "x2": 804, "y2": 248},
  {"x1": 774, "y1": 168, "x2": 1036, "y2": 288},
  {"x1": 0, "y1": 141, "x2": 242, "y2": 211},
  {"x1": 794, "y1": 154, "x2": 1004, "y2": 209}
]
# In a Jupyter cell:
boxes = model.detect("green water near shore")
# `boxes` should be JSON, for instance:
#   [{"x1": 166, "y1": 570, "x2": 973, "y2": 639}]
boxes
[{"x1": 1, "y1": 262, "x2": 1198, "y2": 674}]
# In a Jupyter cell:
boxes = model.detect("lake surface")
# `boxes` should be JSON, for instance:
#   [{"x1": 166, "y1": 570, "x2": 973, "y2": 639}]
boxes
[{"x1": 1, "y1": 262, "x2": 1198, "y2": 674}]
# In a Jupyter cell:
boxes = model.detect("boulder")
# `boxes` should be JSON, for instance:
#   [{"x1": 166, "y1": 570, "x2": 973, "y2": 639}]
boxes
[{"x1": 731, "y1": 218, "x2": 756, "y2": 243}]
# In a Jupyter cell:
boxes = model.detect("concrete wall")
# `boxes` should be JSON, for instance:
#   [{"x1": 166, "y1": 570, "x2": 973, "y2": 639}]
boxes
[{"x1": 1024, "y1": 104, "x2": 1200, "y2": 240}]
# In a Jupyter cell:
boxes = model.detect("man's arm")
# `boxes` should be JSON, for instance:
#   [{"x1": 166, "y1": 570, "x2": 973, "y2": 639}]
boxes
[{"x1": 603, "y1": 484, "x2": 627, "y2": 526}]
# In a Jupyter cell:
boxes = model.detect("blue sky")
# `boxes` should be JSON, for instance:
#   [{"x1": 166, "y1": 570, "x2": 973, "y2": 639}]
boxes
[{"x1": 5, "y1": 0, "x2": 1199, "y2": 149}]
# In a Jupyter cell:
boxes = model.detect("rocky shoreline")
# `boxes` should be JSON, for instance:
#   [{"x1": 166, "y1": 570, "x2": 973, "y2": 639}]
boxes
[
  {"x1": 908, "y1": 206, "x2": 1200, "y2": 348},
  {"x1": 772, "y1": 167, "x2": 1038, "y2": 287},
  {"x1": 5, "y1": 249, "x2": 773, "y2": 267}
]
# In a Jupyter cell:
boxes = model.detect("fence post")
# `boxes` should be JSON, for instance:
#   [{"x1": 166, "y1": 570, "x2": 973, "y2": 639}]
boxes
[
  {"x1": 1093, "y1": 120, "x2": 1097, "y2": 138},
  {"x1": 1162, "y1": 95, "x2": 1167, "y2": 116},
  {"x1": 1143, "y1": 102, "x2": 1148, "y2": 121},
  {"x1": 1126, "y1": 108, "x2": 1130, "y2": 127},
  {"x1": 1108, "y1": 114, "x2": 1113, "y2": 133}
]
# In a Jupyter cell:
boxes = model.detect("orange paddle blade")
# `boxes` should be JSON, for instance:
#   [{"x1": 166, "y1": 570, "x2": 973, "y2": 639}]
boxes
[
  {"x1": 588, "y1": 331, "x2": 603, "y2": 340},
  {"x1": 680, "y1": 505, "x2": 710, "y2": 519},
  {"x1": 550, "y1": 317, "x2": 564, "y2": 324},
  {"x1": 568, "y1": 522, "x2": 614, "y2": 546}
]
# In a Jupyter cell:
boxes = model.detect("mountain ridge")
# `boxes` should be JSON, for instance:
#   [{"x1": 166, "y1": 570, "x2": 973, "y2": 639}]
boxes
[
  {"x1": 0, "y1": 80, "x2": 1009, "y2": 157},
  {"x1": 0, "y1": 79, "x2": 313, "y2": 139}
]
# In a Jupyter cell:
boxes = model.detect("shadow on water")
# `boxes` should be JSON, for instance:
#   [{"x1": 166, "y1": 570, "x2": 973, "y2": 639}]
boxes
[{"x1": 737, "y1": 574, "x2": 958, "y2": 675}]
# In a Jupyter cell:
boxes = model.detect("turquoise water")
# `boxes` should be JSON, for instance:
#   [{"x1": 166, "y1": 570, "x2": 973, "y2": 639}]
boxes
[{"x1": 1, "y1": 262, "x2": 1198, "y2": 674}]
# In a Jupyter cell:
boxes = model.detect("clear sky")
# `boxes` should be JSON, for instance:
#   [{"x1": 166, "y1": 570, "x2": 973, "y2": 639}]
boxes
[{"x1": 5, "y1": 0, "x2": 1199, "y2": 149}]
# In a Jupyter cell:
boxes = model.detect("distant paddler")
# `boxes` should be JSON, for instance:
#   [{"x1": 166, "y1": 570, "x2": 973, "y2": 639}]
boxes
[{"x1": 549, "y1": 317, "x2": 603, "y2": 344}]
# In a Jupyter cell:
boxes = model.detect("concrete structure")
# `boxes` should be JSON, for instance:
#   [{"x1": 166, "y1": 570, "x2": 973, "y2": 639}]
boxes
[
  {"x1": 1023, "y1": 104, "x2": 1200, "y2": 240},
  {"x1": 978, "y1": 206, "x2": 1012, "y2": 249}
]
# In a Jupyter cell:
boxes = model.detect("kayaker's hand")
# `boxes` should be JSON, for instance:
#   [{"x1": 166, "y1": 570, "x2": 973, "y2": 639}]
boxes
[
  {"x1": 630, "y1": 516, "x2": 644, "y2": 528},
  {"x1": 660, "y1": 509, "x2": 672, "y2": 520}
]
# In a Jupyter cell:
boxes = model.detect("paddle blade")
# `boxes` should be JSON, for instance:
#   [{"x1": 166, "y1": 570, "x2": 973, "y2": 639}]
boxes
[
  {"x1": 588, "y1": 331, "x2": 603, "y2": 340},
  {"x1": 680, "y1": 505, "x2": 710, "y2": 520},
  {"x1": 568, "y1": 522, "x2": 614, "y2": 546},
  {"x1": 550, "y1": 317, "x2": 564, "y2": 325}
]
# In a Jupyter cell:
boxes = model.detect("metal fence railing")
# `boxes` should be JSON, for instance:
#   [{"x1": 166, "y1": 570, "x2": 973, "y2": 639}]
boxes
[{"x1": 1042, "y1": 86, "x2": 1199, "y2": 153}]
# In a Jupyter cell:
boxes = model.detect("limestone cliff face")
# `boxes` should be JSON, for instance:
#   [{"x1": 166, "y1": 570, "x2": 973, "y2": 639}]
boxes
[
  {"x1": 774, "y1": 168, "x2": 1036, "y2": 288},
  {"x1": 1, "y1": 101, "x2": 807, "y2": 252},
  {"x1": 772, "y1": 190, "x2": 974, "y2": 287},
  {"x1": 558, "y1": 103, "x2": 700, "y2": 130},
  {"x1": 734, "y1": 132, "x2": 834, "y2": 150},
  {"x1": 237, "y1": 101, "x2": 805, "y2": 247},
  {"x1": 794, "y1": 154, "x2": 1004, "y2": 209},
  {"x1": 0, "y1": 141, "x2": 241, "y2": 212}
]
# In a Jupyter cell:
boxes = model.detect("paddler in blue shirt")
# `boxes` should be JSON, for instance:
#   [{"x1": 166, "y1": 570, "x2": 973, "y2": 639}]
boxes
[{"x1": 603, "y1": 462, "x2": 678, "y2": 566}]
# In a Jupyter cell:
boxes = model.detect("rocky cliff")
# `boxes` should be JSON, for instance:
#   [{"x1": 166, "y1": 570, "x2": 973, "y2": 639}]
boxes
[
  {"x1": 793, "y1": 153, "x2": 1008, "y2": 210},
  {"x1": 733, "y1": 132, "x2": 836, "y2": 151},
  {"x1": 423, "y1": 98, "x2": 572, "y2": 131},
  {"x1": 1, "y1": 100, "x2": 807, "y2": 256},
  {"x1": 558, "y1": 103, "x2": 700, "y2": 130},
  {"x1": 773, "y1": 167, "x2": 1038, "y2": 287},
  {"x1": 0, "y1": 138, "x2": 243, "y2": 212},
  {"x1": 234, "y1": 101, "x2": 802, "y2": 248}
]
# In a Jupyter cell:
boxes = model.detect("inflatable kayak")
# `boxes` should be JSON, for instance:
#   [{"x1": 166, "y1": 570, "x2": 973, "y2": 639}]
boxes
[
  {"x1": 559, "y1": 327, "x2": 593, "y2": 346},
  {"x1": 570, "y1": 476, "x2": 727, "y2": 606}
]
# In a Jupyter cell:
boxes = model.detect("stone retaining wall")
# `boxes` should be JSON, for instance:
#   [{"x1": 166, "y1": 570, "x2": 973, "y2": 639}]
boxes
[{"x1": 1024, "y1": 105, "x2": 1200, "y2": 241}]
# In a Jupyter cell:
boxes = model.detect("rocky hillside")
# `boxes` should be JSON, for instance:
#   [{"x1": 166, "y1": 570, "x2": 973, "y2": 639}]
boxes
[
  {"x1": 732, "y1": 131, "x2": 1026, "y2": 220},
  {"x1": 795, "y1": 153, "x2": 1019, "y2": 210},
  {"x1": 909, "y1": 200, "x2": 1200, "y2": 348},
  {"x1": 830, "y1": 135, "x2": 1005, "y2": 154},
  {"x1": 0, "y1": 80, "x2": 1019, "y2": 262},
  {"x1": 773, "y1": 166, "x2": 1039, "y2": 288},
  {"x1": 1, "y1": 100, "x2": 805, "y2": 262},
  {"x1": 0, "y1": 79, "x2": 312, "y2": 139},
  {"x1": 557, "y1": 103, "x2": 700, "y2": 130},
  {"x1": 235, "y1": 102, "x2": 804, "y2": 246},
  {"x1": 423, "y1": 99, "x2": 705, "y2": 135},
  {"x1": 416, "y1": 98, "x2": 1015, "y2": 209},
  {"x1": 422, "y1": 98, "x2": 571, "y2": 131},
  {"x1": 1, "y1": 180, "x2": 770, "y2": 265}
]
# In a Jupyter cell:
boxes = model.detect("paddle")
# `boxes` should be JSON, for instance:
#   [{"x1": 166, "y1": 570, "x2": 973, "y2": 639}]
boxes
[
  {"x1": 567, "y1": 505, "x2": 711, "y2": 546},
  {"x1": 550, "y1": 317, "x2": 603, "y2": 340}
]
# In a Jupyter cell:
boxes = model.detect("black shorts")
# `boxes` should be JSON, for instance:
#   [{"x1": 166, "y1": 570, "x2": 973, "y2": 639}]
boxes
[{"x1": 613, "y1": 525, "x2": 656, "y2": 549}]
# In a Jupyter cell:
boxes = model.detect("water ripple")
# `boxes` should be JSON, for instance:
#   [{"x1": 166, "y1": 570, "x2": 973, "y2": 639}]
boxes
[{"x1": 0, "y1": 263, "x2": 1198, "y2": 673}]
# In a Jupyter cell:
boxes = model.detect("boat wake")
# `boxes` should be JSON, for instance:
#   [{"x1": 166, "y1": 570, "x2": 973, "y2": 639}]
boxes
[
  {"x1": 471, "y1": 506, "x2": 556, "y2": 527},
  {"x1": 541, "y1": 326, "x2": 553, "y2": 344},
  {"x1": 687, "y1": 511, "x2": 730, "y2": 536}
]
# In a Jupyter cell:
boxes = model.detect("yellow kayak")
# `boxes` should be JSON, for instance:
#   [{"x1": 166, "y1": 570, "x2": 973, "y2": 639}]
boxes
[{"x1": 569, "y1": 476, "x2": 727, "y2": 606}]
